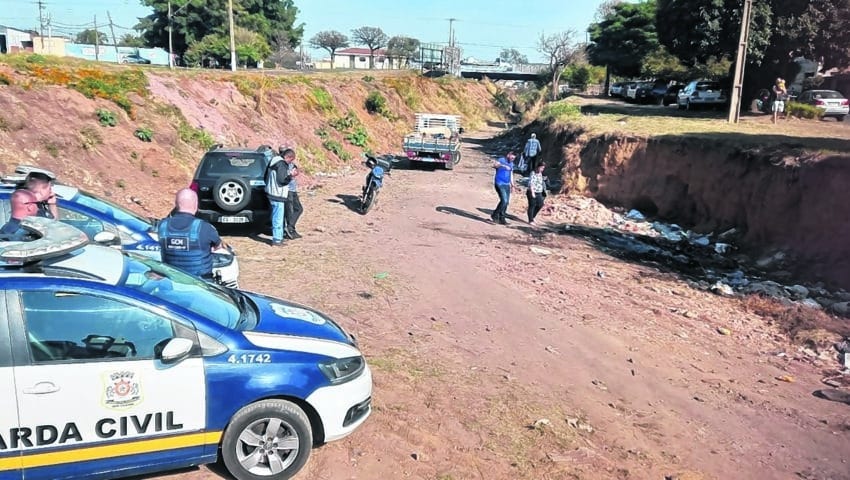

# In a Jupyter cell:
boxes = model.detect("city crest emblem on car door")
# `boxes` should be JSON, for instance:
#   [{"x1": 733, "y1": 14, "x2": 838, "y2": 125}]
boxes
[{"x1": 103, "y1": 370, "x2": 143, "y2": 409}]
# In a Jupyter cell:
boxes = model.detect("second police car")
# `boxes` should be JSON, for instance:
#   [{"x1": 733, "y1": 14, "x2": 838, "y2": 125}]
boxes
[{"x1": 0, "y1": 218, "x2": 372, "y2": 480}]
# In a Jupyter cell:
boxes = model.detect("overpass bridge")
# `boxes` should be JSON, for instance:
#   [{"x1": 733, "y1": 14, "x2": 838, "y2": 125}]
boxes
[{"x1": 458, "y1": 63, "x2": 546, "y2": 81}]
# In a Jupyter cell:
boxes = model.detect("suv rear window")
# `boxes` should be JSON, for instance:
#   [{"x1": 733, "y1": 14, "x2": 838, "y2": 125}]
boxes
[
  {"x1": 696, "y1": 82, "x2": 721, "y2": 91},
  {"x1": 199, "y1": 152, "x2": 268, "y2": 177}
]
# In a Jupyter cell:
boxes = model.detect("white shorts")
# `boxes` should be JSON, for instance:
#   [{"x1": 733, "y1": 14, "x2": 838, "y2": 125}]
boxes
[{"x1": 772, "y1": 100, "x2": 785, "y2": 113}]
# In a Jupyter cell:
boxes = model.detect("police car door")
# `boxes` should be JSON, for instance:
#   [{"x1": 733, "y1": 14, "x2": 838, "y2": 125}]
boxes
[
  {"x1": 8, "y1": 288, "x2": 207, "y2": 480},
  {"x1": 0, "y1": 292, "x2": 23, "y2": 480}
]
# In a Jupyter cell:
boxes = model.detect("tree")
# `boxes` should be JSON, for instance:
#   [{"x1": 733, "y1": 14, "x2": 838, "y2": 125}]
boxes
[
  {"x1": 537, "y1": 30, "x2": 581, "y2": 100},
  {"x1": 587, "y1": 1, "x2": 659, "y2": 78},
  {"x1": 593, "y1": 0, "x2": 625, "y2": 21},
  {"x1": 75, "y1": 29, "x2": 108, "y2": 45},
  {"x1": 351, "y1": 26, "x2": 388, "y2": 69},
  {"x1": 499, "y1": 48, "x2": 529, "y2": 65},
  {"x1": 184, "y1": 27, "x2": 270, "y2": 67},
  {"x1": 309, "y1": 30, "x2": 348, "y2": 69},
  {"x1": 655, "y1": 0, "x2": 772, "y2": 68},
  {"x1": 136, "y1": 0, "x2": 302, "y2": 58},
  {"x1": 118, "y1": 33, "x2": 146, "y2": 47},
  {"x1": 386, "y1": 36, "x2": 420, "y2": 68}
]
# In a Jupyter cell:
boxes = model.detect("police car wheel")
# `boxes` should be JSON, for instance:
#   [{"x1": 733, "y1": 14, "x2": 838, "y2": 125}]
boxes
[{"x1": 221, "y1": 399, "x2": 313, "y2": 480}]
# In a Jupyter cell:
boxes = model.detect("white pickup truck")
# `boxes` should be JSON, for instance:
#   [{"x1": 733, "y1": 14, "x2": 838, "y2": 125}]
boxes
[{"x1": 402, "y1": 113, "x2": 463, "y2": 170}]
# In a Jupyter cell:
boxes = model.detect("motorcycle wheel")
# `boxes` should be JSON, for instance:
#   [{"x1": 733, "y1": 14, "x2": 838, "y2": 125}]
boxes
[{"x1": 361, "y1": 188, "x2": 377, "y2": 214}]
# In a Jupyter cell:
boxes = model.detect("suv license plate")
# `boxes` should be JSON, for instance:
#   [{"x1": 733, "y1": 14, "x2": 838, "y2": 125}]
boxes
[{"x1": 220, "y1": 216, "x2": 249, "y2": 224}]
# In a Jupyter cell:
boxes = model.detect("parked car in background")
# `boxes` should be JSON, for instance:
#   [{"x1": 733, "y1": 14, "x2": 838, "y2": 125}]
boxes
[
  {"x1": 609, "y1": 82, "x2": 625, "y2": 97},
  {"x1": 677, "y1": 80, "x2": 728, "y2": 110},
  {"x1": 795, "y1": 89, "x2": 849, "y2": 121},
  {"x1": 633, "y1": 81, "x2": 660, "y2": 104},
  {"x1": 121, "y1": 53, "x2": 151, "y2": 64},
  {"x1": 624, "y1": 82, "x2": 641, "y2": 101},
  {"x1": 648, "y1": 82, "x2": 682, "y2": 106}
]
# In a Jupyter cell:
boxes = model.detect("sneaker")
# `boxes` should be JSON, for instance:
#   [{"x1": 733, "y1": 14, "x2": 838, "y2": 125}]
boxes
[
  {"x1": 289, "y1": 230, "x2": 302, "y2": 239},
  {"x1": 271, "y1": 240, "x2": 286, "y2": 247},
  {"x1": 498, "y1": 218, "x2": 508, "y2": 225}
]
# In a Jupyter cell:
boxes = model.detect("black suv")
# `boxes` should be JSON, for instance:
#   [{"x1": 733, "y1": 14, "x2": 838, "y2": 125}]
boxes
[{"x1": 190, "y1": 145, "x2": 274, "y2": 226}]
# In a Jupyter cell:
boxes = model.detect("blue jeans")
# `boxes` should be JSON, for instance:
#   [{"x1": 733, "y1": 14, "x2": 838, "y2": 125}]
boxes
[
  {"x1": 270, "y1": 200, "x2": 287, "y2": 243},
  {"x1": 493, "y1": 184, "x2": 511, "y2": 221}
]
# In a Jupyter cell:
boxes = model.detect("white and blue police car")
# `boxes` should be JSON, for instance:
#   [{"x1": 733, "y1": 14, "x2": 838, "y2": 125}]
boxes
[{"x1": 0, "y1": 217, "x2": 372, "y2": 480}]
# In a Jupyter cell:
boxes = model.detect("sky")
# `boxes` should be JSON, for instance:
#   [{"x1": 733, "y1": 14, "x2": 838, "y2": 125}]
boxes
[{"x1": 1, "y1": 0, "x2": 606, "y2": 63}]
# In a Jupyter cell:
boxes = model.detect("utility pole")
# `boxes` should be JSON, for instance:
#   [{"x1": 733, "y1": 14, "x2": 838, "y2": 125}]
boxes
[
  {"x1": 37, "y1": 0, "x2": 46, "y2": 51},
  {"x1": 46, "y1": 13, "x2": 52, "y2": 52},
  {"x1": 299, "y1": 43, "x2": 305, "y2": 70},
  {"x1": 107, "y1": 11, "x2": 120, "y2": 64},
  {"x1": 728, "y1": 0, "x2": 753, "y2": 123},
  {"x1": 168, "y1": 1, "x2": 174, "y2": 69},
  {"x1": 447, "y1": 18, "x2": 456, "y2": 47},
  {"x1": 228, "y1": 0, "x2": 237, "y2": 71},
  {"x1": 93, "y1": 15, "x2": 100, "y2": 62}
]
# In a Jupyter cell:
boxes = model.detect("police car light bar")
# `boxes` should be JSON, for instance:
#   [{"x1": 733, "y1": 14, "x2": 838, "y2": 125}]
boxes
[{"x1": 0, "y1": 217, "x2": 89, "y2": 265}]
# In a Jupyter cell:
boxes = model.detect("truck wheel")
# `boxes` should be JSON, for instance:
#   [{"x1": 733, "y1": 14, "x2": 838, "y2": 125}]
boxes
[{"x1": 220, "y1": 399, "x2": 312, "y2": 480}]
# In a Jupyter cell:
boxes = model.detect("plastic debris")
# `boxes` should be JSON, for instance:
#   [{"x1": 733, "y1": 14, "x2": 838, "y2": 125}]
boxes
[
  {"x1": 373, "y1": 272, "x2": 389, "y2": 280},
  {"x1": 711, "y1": 281, "x2": 735, "y2": 297},
  {"x1": 625, "y1": 209, "x2": 646, "y2": 221},
  {"x1": 775, "y1": 375, "x2": 795, "y2": 383},
  {"x1": 714, "y1": 243, "x2": 731, "y2": 254},
  {"x1": 717, "y1": 327, "x2": 732, "y2": 336},
  {"x1": 530, "y1": 246, "x2": 553, "y2": 256}
]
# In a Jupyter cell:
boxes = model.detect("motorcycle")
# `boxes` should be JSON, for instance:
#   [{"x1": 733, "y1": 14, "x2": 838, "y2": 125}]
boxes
[
  {"x1": 360, "y1": 155, "x2": 394, "y2": 214},
  {"x1": 211, "y1": 244, "x2": 240, "y2": 289}
]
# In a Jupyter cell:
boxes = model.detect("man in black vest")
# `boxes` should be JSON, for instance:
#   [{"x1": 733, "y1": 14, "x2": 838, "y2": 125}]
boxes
[{"x1": 157, "y1": 189, "x2": 226, "y2": 279}]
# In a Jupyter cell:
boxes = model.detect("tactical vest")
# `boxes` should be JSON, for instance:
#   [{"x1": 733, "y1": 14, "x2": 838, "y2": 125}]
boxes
[{"x1": 157, "y1": 217, "x2": 212, "y2": 277}]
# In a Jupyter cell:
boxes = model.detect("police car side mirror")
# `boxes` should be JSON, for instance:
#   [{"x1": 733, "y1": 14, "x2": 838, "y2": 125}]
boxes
[
  {"x1": 94, "y1": 231, "x2": 120, "y2": 246},
  {"x1": 160, "y1": 338, "x2": 194, "y2": 364}
]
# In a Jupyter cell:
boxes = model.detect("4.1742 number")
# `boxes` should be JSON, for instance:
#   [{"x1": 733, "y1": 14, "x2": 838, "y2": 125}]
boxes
[{"x1": 226, "y1": 353, "x2": 272, "y2": 364}]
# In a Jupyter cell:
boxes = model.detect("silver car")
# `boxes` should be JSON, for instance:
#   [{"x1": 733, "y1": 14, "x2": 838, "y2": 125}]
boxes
[
  {"x1": 677, "y1": 80, "x2": 727, "y2": 110},
  {"x1": 795, "y1": 89, "x2": 848, "y2": 121}
]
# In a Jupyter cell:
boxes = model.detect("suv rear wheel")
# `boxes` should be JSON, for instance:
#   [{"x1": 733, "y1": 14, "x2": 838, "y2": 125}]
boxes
[{"x1": 214, "y1": 176, "x2": 252, "y2": 212}]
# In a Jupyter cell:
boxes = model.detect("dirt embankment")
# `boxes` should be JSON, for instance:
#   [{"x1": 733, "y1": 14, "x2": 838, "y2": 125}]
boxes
[
  {"x1": 0, "y1": 60, "x2": 504, "y2": 215},
  {"x1": 532, "y1": 123, "x2": 850, "y2": 290}
]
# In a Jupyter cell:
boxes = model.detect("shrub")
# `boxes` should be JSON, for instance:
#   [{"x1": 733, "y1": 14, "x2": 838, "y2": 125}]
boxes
[
  {"x1": 365, "y1": 91, "x2": 392, "y2": 118},
  {"x1": 345, "y1": 126, "x2": 369, "y2": 147},
  {"x1": 134, "y1": 126, "x2": 154, "y2": 142},
  {"x1": 329, "y1": 110, "x2": 360, "y2": 131},
  {"x1": 322, "y1": 139, "x2": 352, "y2": 161},
  {"x1": 0, "y1": 72, "x2": 12, "y2": 85},
  {"x1": 539, "y1": 100, "x2": 581, "y2": 122},
  {"x1": 314, "y1": 127, "x2": 329, "y2": 139},
  {"x1": 96, "y1": 108, "x2": 118, "y2": 127},
  {"x1": 79, "y1": 126, "x2": 103, "y2": 150},
  {"x1": 178, "y1": 122, "x2": 215, "y2": 150},
  {"x1": 310, "y1": 87, "x2": 335, "y2": 113},
  {"x1": 362, "y1": 75, "x2": 375, "y2": 82},
  {"x1": 492, "y1": 90, "x2": 512, "y2": 112},
  {"x1": 43, "y1": 141, "x2": 60, "y2": 158},
  {"x1": 786, "y1": 102, "x2": 825, "y2": 120}
]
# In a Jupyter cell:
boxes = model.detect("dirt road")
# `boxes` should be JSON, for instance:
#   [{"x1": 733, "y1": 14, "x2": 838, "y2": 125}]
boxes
[{"x1": 161, "y1": 126, "x2": 850, "y2": 480}]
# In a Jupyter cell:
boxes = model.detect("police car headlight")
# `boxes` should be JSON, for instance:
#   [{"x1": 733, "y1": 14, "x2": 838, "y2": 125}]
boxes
[{"x1": 318, "y1": 356, "x2": 365, "y2": 385}]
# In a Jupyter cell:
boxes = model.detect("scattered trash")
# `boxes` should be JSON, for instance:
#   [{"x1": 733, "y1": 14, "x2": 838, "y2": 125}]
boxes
[
  {"x1": 799, "y1": 298, "x2": 822, "y2": 310},
  {"x1": 652, "y1": 222, "x2": 686, "y2": 242},
  {"x1": 690, "y1": 235, "x2": 711, "y2": 247},
  {"x1": 714, "y1": 243, "x2": 731, "y2": 254},
  {"x1": 775, "y1": 375, "x2": 795, "y2": 383},
  {"x1": 373, "y1": 272, "x2": 389, "y2": 280},
  {"x1": 718, "y1": 228, "x2": 738, "y2": 240},
  {"x1": 717, "y1": 327, "x2": 732, "y2": 336},
  {"x1": 410, "y1": 452, "x2": 420, "y2": 461},
  {"x1": 711, "y1": 281, "x2": 735, "y2": 297},
  {"x1": 544, "y1": 345, "x2": 559, "y2": 354},
  {"x1": 566, "y1": 417, "x2": 594, "y2": 433},
  {"x1": 530, "y1": 246, "x2": 553, "y2": 256},
  {"x1": 813, "y1": 389, "x2": 850, "y2": 406},
  {"x1": 596, "y1": 270, "x2": 606, "y2": 279},
  {"x1": 532, "y1": 418, "x2": 551, "y2": 429},
  {"x1": 625, "y1": 209, "x2": 646, "y2": 221}
]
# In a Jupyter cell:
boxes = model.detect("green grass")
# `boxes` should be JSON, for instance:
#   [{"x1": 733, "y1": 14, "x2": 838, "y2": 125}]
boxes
[
  {"x1": 178, "y1": 122, "x2": 216, "y2": 150},
  {"x1": 310, "y1": 86, "x2": 336, "y2": 113},
  {"x1": 560, "y1": 97, "x2": 850, "y2": 153},
  {"x1": 539, "y1": 100, "x2": 581, "y2": 122}
]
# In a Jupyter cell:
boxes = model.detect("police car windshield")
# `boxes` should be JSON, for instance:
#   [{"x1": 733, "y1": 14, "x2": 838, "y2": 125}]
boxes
[
  {"x1": 120, "y1": 254, "x2": 241, "y2": 328},
  {"x1": 74, "y1": 190, "x2": 154, "y2": 233}
]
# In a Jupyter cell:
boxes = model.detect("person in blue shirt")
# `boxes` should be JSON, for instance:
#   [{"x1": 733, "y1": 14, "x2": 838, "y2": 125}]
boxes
[
  {"x1": 523, "y1": 133, "x2": 542, "y2": 173},
  {"x1": 0, "y1": 189, "x2": 39, "y2": 241},
  {"x1": 490, "y1": 151, "x2": 516, "y2": 225},
  {"x1": 157, "y1": 189, "x2": 227, "y2": 279}
]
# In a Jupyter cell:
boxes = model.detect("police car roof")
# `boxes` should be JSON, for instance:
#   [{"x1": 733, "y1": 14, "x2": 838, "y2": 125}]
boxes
[{"x1": 0, "y1": 217, "x2": 125, "y2": 284}]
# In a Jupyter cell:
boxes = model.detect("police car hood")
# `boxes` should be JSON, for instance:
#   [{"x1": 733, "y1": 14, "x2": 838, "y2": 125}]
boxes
[{"x1": 244, "y1": 292, "x2": 355, "y2": 345}]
